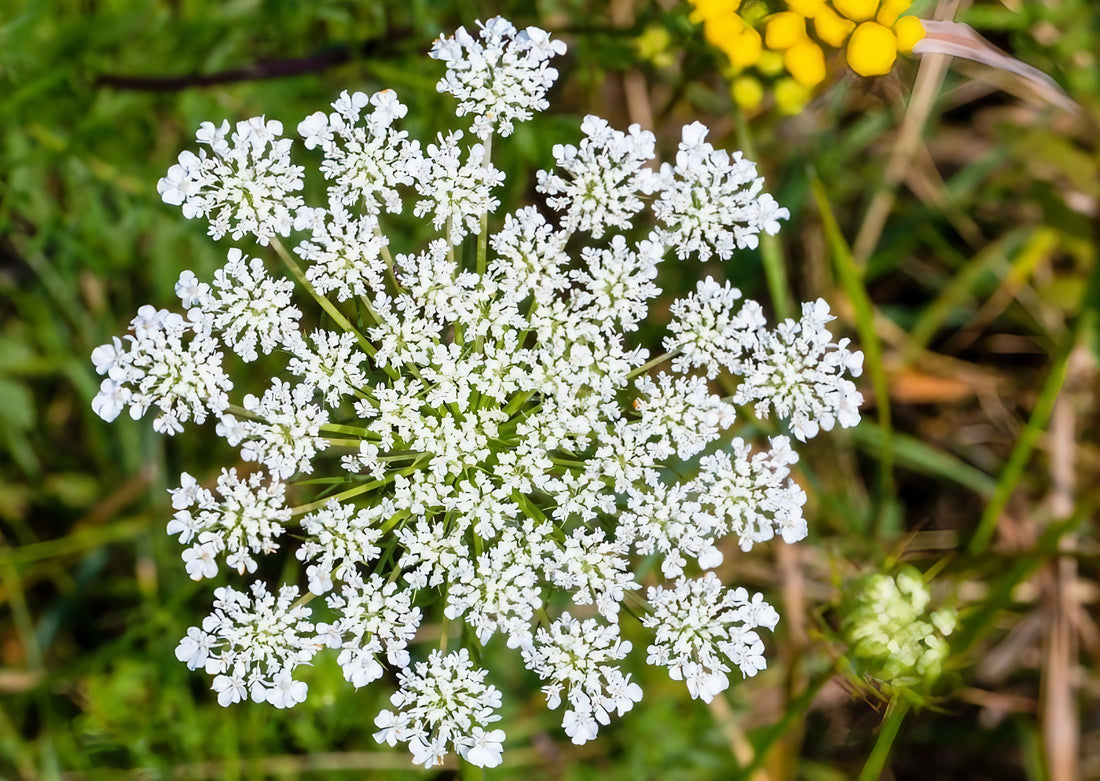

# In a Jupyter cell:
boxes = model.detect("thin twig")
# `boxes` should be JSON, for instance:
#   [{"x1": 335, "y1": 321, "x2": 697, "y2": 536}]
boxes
[{"x1": 95, "y1": 33, "x2": 411, "y2": 91}]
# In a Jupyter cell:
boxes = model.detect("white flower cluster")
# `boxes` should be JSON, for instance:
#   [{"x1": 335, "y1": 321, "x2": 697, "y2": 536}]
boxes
[
  {"x1": 157, "y1": 117, "x2": 303, "y2": 244},
  {"x1": 431, "y1": 17, "x2": 567, "y2": 138},
  {"x1": 653, "y1": 122, "x2": 790, "y2": 260},
  {"x1": 168, "y1": 469, "x2": 290, "y2": 578},
  {"x1": 375, "y1": 649, "x2": 505, "y2": 768},
  {"x1": 522, "y1": 613, "x2": 643, "y2": 745},
  {"x1": 91, "y1": 305, "x2": 232, "y2": 434},
  {"x1": 93, "y1": 17, "x2": 864, "y2": 769},
  {"x1": 175, "y1": 582, "x2": 317, "y2": 708},
  {"x1": 734, "y1": 298, "x2": 864, "y2": 441},
  {"x1": 643, "y1": 573, "x2": 780, "y2": 703},
  {"x1": 537, "y1": 115, "x2": 657, "y2": 237}
]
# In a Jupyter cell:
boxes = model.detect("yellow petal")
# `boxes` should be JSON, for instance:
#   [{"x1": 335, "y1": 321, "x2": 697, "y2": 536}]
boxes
[
  {"x1": 813, "y1": 7, "x2": 857, "y2": 48},
  {"x1": 758, "y1": 49, "x2": 786, "y2": 76},
  {"x1": 728, "y1": 26, "x2": 763, "y2": 68},
  {"x1": 894, "y1": 15, "x2": 925, "y2": 54},
  {"x1": 731, "y1": 75, "x2": 765, "y2": 109},
  {"x1": 876, "y1": 0, "x2": 913, "y2": 27},
  {"x1": 832, "y1": 0, "x2": 880, "y2": 23},
  {"x1": 703, "y1": 14, "x2": 748, "y2": 48},
  {"x1": 775, "y1": 77, "x2": 812, "y2": 114},
  {"x1": 785, "y1": 39, "x2": 827, "y2": 87},
  {"x1": 765, "y1": 12, "x2": 806, "y2": 50},
  {"x1": 787, "y1": 0, "x2": 827, "y2": 17},
  {"x1": 846, "y1": 21, "x2": 898, "y2": 76},
  {"x1": 688, "y1": 0, "x2": 742, "y2": 23}
]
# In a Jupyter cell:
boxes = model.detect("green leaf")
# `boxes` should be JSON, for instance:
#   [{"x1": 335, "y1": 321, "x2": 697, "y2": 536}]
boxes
[{"x1": 0, "y1": 377, "x2": 35, "y2": 431}]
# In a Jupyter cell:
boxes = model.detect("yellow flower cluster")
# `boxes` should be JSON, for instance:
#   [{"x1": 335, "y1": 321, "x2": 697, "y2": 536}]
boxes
[{"x1": 689, "y1": 0, "x2": 925, "y2": 113}]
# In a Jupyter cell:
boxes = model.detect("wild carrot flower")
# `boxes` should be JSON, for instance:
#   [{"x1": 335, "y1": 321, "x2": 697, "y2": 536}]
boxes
[
  {"x1": 840, "y1": 566, "x2": 957, "y2": 695},
  {"x1": 93, "y1": 16, "x2": 862, "y2": 767}
]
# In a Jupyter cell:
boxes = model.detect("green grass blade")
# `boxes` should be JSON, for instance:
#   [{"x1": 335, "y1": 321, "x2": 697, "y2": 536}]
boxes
[
  {"x1": 851, "y1": 422, "x2": 995, "y2": 497},
  {"x1": 902, "y1": 230, "x2": 1021, "y2": 360},
  {"x1": 966, "y1": 341, "x2": 1071, "y2": 554},
  {"x1": 810, "y1": 172, "x2": 894, "y2": 531}
]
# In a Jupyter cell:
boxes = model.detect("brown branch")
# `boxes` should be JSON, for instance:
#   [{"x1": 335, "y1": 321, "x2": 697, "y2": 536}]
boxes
[{"x1": 95, "y1": 32, "x2": 412, "y2": 91}]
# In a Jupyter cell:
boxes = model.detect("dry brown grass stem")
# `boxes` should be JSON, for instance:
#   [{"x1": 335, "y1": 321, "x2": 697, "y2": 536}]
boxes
[
  {"x1": 832, "y1": 295, "x2": 1002, "y2": 408},
  {"x1": 707, "y1": 693, "x2": 772, "y2": 781},
  {"x1": 852, "y1": 0, "x2": 961, "y2": 265},
  {"x1": 1040, "y1": 343, "x2": 1091, "y2": 781},
  {"x1": 772, "y1": 543, "x2": 809, "y2": 779},
  {"x1": 610, "y1": 0, "x2": 656, "y2": 138},
  {"x1": 903, "y1": 141, "x2": 983, "y2": 246}
]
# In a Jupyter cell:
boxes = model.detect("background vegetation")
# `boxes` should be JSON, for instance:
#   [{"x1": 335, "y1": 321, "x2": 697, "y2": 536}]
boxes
[{"x1": 1, "y1": 0, "x2": 1098, "y2": 778}]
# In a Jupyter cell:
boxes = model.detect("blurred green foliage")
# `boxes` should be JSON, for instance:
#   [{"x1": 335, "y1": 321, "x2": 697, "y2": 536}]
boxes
[{"x1": 2, "y1": 0, "x2": 1099, "y2": 778}]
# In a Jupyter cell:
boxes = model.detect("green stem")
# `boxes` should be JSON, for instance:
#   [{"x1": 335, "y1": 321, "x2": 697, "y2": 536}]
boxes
[
  {"x1": 504, "y1": 390, "x2": 537, "y2": 417},
  {"x1": 377, "y1": 450, "x2": 428, "y2": 462},
  {"x1": 857, "y1": 700, "x2": 909, "y2": 781},
  {"x1": 761, "y1": 233, "x2": 793, "y2": 321},
  {"x1": 386, "y1": 563, "x2": 405, "y2": 584},
  {"x1": 625, "y1": 350, "x2": 679, "y2": 380},
  {"x1": 380, "y1": 510, "x2": 411, "y2": 535},
  {"x1": 270, "y1": 238, "x2": 391, "y2": 373},
  {"x1": 320, "y1": 422, "x2": 378, "y2": 438},
  {"x1": 290, "y1": 455, "x2": 428, "y2": 516},
  {"x1": 468, "y1": 135, "x2": 495, "y2": 357},
  {"x1": 477, "y1": 133, "x2": 493, "y2": 278},
  {"x1": 550, "y1": 457, "x2": 587, "y2": 469},
  {"x1": 225, "y1": 403, "x2": 262, "y2": 422},
  {"x1": 447, "y1": 216, "x2": 456, "y2": 267},
  {"x1": 375, "y1": 228, "x2": 403, "y2": 293},
  {"x1": 322, "y1": 437, "x2": 365, "y2": 449},
  {"x1": 357, "y1": 294, "x2": 381, "y2": 326},
  {"x1": 732, "y1": 104, "x2": 793, "y2": 320},
  {"x1": 440, "y1": 583, "x2": 451, "y2": 653}
]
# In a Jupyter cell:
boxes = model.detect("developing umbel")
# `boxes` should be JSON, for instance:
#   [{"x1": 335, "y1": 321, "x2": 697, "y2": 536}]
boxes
[{"x1": 92, "y1": 17, "x2": 863, "y2": 768}]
